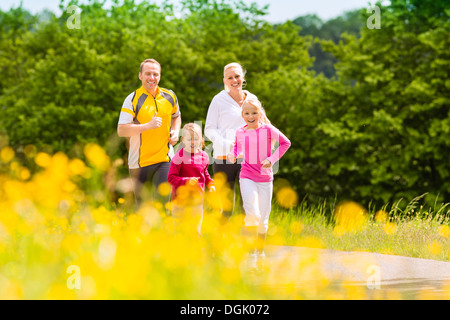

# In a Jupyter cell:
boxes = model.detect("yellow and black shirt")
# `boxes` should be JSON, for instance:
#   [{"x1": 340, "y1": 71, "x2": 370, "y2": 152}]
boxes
[{"x1": 118, "y1": 86, "x2": 180, "y2": 169}]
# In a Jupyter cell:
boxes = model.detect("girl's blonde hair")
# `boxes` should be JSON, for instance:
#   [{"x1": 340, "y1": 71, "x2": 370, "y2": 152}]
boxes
[
  {"x1": 243, "y1": 97, "x2": 271, "y2": 125},
  {"x1": 181, "y1": 123, "x2": 205, "y2": 149},
  {"x1": 223, "y1": 62, "x2": 246, "y2": 92}
]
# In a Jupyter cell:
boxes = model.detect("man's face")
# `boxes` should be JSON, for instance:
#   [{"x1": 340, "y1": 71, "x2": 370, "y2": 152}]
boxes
[{"x1": 139, "y1": 63, "x2": 161, "y2": 93}]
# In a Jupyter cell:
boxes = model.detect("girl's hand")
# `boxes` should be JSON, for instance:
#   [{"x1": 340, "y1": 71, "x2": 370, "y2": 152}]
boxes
[
  {"x1": 261, "y1": 159, "x2": 272, "y2": 169},
  {"x1": 227, "y1": 153, "x2": 236, "y2": 164},
  {"x1": 187, "y1": 177, "x2": 199, "y2": 186}
]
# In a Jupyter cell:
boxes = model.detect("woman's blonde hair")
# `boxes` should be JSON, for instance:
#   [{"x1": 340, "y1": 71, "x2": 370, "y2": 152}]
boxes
[
  {"x1": 181, "y1": 123, "x2": 204, "y2": 149},
  {"x1": 223, "y1": 62, "x2": 246, "y2": 92},
  {"x1": 243, "y1": 97, "x2": 271, "y2": 125}
]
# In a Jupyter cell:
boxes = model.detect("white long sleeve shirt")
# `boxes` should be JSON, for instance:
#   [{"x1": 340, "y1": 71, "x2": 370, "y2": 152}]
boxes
[{"x1": 204, "y1": 90, "x2": 257, "y2": 159}]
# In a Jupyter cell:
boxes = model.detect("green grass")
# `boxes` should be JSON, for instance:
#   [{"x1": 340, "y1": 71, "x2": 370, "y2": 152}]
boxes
[{"x1": 269, "y1": 195, "x2": 450, "y2": 262}]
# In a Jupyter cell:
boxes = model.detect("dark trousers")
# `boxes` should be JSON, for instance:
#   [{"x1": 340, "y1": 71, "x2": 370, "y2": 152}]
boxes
[
  {"x1": 213, "y1": 159, "x2": 243, "y2": 219},
  {"x1": 129, "y1": 162, "x2": 171, "y2": 210}
]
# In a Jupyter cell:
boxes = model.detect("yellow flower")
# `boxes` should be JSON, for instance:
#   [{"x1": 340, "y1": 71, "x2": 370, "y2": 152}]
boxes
[
  {"x1": 83, "y1": 143, "x2": 111, "y2": 171},
  {"x1": 289, "y1": 221, "x2": 304, "y2": 234},
  {"x1": 35, "y1": 152, "x2": 52, "y2": 168},
  {"x1": 157, "y1": 182, "x2": 171, "y2": 197},
  {"x1": 375, "y1": 210, "x2": 388, "y2": 223},
  {"x1": 437, "y1": 225, "x2": 450, "y2": 238},
  {"x1": 383, "y1": 222, "x2": 397, "y2": 235},
  {"x1": 276, "y1": 187, "x2": 298, "y2": 209},
  {"x1": 19, "y1": 167, "x2": 31, "y2": 181},
  {"x1": 429, "y1": 241, "x2": 442, "y2": 256},
  {"x1": 333, "y1": 201, "x2": 368, "y2": 233},
  {"x1": 68, "y1": 158, "x2": 87, "y2": 176},
  {"x1": 1, "y1": 146, "x2": 15, "y2": 163}
]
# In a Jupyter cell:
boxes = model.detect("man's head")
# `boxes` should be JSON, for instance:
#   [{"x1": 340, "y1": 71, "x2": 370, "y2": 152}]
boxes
[{"x1": 139, "y1": 59, "x2": 161, "y2": 95}]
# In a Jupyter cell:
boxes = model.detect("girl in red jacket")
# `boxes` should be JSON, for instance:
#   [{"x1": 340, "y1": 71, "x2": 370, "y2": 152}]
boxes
[{"x1": 168, "y1": 123, "x2": 215, "y2": 235}]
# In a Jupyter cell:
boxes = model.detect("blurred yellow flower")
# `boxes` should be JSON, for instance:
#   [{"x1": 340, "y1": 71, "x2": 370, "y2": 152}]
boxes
[
  {"x1": 276, "y1": 187, "x2": 298, "y2": 209},
  {"x1": 429, "y1": 241, "x2": 442, "y2": 256},
  {"x1": 35, "y1": 152, "x2": 52, "y2": 168},
  {"x1": 297, "y1": 236, "x2": 325, "y2": 249},
  {"x1": 438, "y1": 225, "x2": 450, "y2": 238},
  {"x1": 333, "y1": 201, "x2": 368, "y2": 233},
  {"x1": 383, "y1": 222, "x2": 397, "y2": 235},
  {"x1": 375, "y1": 210, "x2": 388, "y2": 223},
  {"x1": 1, "y1": 146, "x2": 15, "y2": 163},
  {"x1": 157, "y1": 182, "x2": 171, "y2": 197},
  {"x1": 83, "y1": 143, "x2": 111, "y2": 171},
  {"x1": 68, "y1": 158, "x2": 87, "y2": 176},
  {"x1": 289, "y1": 221, "x2": 304, "y2": 234},
  {"x1": 19, "y1": 167, "x2": 31, "y2": 181}
]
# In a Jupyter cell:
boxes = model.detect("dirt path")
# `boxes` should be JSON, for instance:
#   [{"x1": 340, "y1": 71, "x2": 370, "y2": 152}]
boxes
[{"x1": 250, "y1": 245, "x2": 450, "y2": 299}]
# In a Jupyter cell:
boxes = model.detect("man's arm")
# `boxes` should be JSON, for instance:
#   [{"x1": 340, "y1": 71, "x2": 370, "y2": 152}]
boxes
[
  {"x1": 169, "y1": 115, "x2": 181, "y2": 145},
  {"x1": 117, "y1": 112, "x2": 162, "y2": 137}
]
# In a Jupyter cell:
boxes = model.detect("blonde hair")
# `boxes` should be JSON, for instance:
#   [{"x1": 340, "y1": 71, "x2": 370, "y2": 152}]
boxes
[
  {"x1": 242, "y1": 97, "x2": 271, "y2": 125},
  {"x1": 181, "y1": 123, "x2": 205, "y2": 149},
  {"x1": 223, "y1": 62, "x2": 246, "y2": 91}
]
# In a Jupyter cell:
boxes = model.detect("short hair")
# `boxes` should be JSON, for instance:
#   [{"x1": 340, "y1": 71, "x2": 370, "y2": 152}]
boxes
[{"x1": 140, "y1": 59, "x2": 161, "y2": 73}]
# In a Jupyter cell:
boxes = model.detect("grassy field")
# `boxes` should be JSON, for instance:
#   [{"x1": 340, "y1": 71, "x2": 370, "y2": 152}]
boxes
[
  {"x1": 269, "y1": 196, "x2": 450, "y2": 262},
  {"x1": 0, "y1": 144, "x2": 449, "y2": 300}
]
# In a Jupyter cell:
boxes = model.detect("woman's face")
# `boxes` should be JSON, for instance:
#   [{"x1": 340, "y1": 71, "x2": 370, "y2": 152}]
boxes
[{"x1": 223, "y1": 67, "x2": 244, "y2": 92}]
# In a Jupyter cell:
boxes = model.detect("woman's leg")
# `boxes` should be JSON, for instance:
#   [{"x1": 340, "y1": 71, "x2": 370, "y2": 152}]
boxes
[{"x1": 213, "y1": 160, "x2": 241, "y2": 219}]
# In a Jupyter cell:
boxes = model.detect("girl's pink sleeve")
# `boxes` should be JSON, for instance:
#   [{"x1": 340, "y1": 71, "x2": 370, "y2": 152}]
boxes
[
  {"x1": 266, "y1": 125, "x2": 291, "y2": 165},
  {"x1": 168, "y1": 157, "x2": 190, "y2": 188},
  {"x1": 232, "y1": 129, "x2": 242, "y2": 158}
]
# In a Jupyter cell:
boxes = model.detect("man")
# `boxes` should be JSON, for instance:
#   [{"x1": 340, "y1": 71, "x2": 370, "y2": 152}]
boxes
[{"x1": 118, "y1": 59, "x2": 181, "y2": 209}]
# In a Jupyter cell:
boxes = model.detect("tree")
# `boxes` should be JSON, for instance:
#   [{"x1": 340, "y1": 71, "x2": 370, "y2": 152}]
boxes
[{"x1": 317, "y1": 0, "x2": 450, "y2": 205}]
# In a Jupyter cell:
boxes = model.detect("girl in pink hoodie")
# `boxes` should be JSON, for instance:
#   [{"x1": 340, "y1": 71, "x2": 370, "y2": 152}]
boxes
[{"x1": 227, "y1": 97, "x2": 291, "y2": 264}]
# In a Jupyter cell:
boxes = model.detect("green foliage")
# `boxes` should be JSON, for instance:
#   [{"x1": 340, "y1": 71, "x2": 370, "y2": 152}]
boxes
[
  {"x1": 317, "y1": 0, "x2": 450, "y2": 206},
  {"x1": 0, "y1": 0, "x2": 449, "y2": 207},
  {"x1": 292, "y1": 10, "x2": 365, "y2": 78}
]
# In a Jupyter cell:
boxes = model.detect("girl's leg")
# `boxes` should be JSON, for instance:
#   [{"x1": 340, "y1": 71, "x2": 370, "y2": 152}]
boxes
[
  {"x1": 171, "y1": 204, "x2": 184, "y2": 232},
  {"x1": 257, "y1": 181, "x2": 273, "y2": 255},
  {"x1": 239, "y1": 178, "x2": 261, "y2": 252},
  {"x1": 172, "y1": 203, "x2": 203, "y2": 237}
]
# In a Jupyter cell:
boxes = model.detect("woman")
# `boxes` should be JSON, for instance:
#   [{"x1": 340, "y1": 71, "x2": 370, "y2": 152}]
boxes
[{"x1": 205, "y1": 62, "x2": 258, "y2": 221}]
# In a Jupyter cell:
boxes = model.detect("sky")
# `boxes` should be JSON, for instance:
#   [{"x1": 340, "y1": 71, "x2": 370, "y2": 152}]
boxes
[{"x1": 0, "y1": 0, "x2": 379, "y2": 23}]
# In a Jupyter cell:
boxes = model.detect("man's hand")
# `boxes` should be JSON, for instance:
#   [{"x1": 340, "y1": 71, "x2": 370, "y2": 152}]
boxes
[
  {"x1": 147, "y1": 111, "x2": 162, "y2": 129},
  {"x1": 169, "y1": 130, "x2": 179, "y2": 146}
]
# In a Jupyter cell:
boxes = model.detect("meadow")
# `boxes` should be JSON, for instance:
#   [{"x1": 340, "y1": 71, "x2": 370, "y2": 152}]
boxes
[{"x1": 0, "y1": 144, "x2": 449, "y2": 300}]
